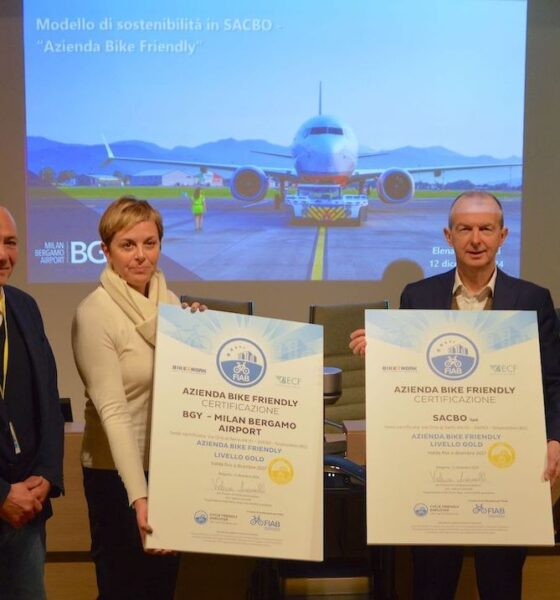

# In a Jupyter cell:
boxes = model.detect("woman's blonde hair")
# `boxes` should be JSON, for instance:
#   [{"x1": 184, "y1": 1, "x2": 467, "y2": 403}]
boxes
[{"x1": 99, "y1": 195, "x2": 163, "y2": 246}]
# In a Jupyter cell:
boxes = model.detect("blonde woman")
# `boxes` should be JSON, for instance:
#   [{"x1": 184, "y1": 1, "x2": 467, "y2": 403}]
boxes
[{"x1": 72, "y1": 196, "x2": 202, "y2": 599}]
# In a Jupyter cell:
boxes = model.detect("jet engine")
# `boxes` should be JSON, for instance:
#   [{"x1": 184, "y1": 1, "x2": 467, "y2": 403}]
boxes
[
  {"x1": 376, "y1": 168, "x2": 415, "y2": 204},
  {"x1": 230, "y1": 166, "x2": 269, "y2": 202}
]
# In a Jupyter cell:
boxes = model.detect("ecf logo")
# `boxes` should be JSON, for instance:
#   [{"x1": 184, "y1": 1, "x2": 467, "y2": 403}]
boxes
[
  {"x1": 276, "y1": 375, "x2": 301, "y2": 386},
  {"x1": 490, "y1": 364, "x2": 517, "y2": 374}
]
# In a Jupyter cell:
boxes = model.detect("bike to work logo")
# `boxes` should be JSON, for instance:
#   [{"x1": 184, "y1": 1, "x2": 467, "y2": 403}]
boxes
[
  {"x1": 217, "y1": 337, "x2": 267, "y2": 387},
  {"x1": 427, "y1": 333, "x2": 479, "y2": 380}
]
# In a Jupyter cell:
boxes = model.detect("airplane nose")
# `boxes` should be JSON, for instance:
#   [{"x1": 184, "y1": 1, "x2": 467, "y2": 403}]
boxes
[
  {"x1": 298, "y1": 142, "x2": 353, "y2": 174},
  {"x1": 321, "y1": 147, "x2": 352, "y2": 171}
]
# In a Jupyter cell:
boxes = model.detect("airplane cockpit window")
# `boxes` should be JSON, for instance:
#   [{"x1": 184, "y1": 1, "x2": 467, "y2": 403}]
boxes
[{"x1": 309, "y1": 126, "x2": 344, "y2": 135}]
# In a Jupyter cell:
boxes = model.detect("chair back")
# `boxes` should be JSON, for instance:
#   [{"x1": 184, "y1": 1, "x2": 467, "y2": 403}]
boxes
[
  {"x1": 180, "y1": 294, "x2": 254, "y2": 315},
  {"x1": 310, "y1": 300, "x2": 389, "y2": 425}
]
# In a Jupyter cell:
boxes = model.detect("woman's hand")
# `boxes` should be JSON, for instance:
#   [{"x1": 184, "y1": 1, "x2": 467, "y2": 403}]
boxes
[
  {"x1": 132, "y1": 497, "x2": 176, "y2": 555},
  {"x1": 133, "y1": 497, "x2": 152, "y2": 547},
  {"x1": 349, "y1": 328, "x2": 367, "y2": 356},
  {"x1": 181, "y1": 301, "x2": 207, "y2": 313}
]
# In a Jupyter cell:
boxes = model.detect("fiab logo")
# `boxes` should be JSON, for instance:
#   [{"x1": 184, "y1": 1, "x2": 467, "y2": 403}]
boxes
[
  {"x1": 217, "y1": 338, "x2": 266, "y2": 388},
  {"x1": 427, "y1": 333, "x2": 479, "y2": 380}
]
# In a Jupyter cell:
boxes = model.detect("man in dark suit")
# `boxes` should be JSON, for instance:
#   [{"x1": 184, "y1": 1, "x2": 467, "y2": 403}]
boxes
[
  {"x1": 350, "y1": 191, "x2": 560, "y2": 599},
  {"x1": 0, "y1": 207, "x2": 64, "y2": 600}
]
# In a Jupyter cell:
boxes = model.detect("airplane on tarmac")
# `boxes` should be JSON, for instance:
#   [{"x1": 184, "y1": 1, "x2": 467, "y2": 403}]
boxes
[{"x1": 103, "y1": 85, "x2": 521, "y2": 206}]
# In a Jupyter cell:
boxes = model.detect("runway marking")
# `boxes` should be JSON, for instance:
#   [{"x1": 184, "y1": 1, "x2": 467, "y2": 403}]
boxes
[
  {"x1": 310, "y1": 226, "x2": 326, "y2": 280},
  {"x1": 242, "y1": 199, "x2": 273, "y2": 209}
]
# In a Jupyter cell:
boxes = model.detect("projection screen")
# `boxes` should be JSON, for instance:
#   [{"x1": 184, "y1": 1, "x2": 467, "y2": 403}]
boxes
[{"x1": 23, "y1": 0, "x2": 527, "y2": 283}]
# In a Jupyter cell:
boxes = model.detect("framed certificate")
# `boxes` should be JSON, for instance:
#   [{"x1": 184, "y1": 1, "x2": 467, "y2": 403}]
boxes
[
  {"x1": 146, "y1": 306, "x2": 324, "y2": 560},
  {"x1": 366, "y1": 310, "x2": 554, "y2": 546}
]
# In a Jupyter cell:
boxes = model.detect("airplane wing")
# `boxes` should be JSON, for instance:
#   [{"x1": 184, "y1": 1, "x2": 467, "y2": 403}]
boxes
[
  {"x1": 251, "y1": 150, "x2": 293, "y2": 159},
  {"x1": 103, "y1": 139, "x2": 297, "y2": 179},
  {"x1": 351, "y1": 161, "x2": 522, "y2": 182},
  {"x1": 351, "y1": 160, "x2": 522, "y2": 204},
  {"x1": 405, "y1": 162, "x2": 522, "y2": 176}
]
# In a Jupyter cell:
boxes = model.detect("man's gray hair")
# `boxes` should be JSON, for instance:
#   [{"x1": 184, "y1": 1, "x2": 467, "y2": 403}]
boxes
[{"x1": 448, "y1": 190, "x2": 504, "y2": 228}]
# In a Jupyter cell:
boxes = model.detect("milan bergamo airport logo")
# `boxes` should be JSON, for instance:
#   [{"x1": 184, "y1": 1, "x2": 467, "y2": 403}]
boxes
[{"x1": 427, "y1": 333, "x2": 479, "y2": 381}]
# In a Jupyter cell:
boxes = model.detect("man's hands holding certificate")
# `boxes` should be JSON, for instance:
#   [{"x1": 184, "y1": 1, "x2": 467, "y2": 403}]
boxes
[
  {"x1": 545, "y1": 440, "x2": 560, "y2": 487},
  {"x1": 349, "y1": 328, "x2": 366, "y2": 356}
]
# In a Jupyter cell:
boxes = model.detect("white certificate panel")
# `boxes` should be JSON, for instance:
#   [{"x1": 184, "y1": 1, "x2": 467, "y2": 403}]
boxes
[
  {"x1": 147, "y1": 306, "x2": 324, "y2": 560},
  {"x1": 366, "y1": 310, "x2": 554, "y2": 546}
]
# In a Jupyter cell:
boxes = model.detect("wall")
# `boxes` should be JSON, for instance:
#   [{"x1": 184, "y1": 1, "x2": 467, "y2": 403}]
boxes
[{"x1": 0, "y1": 0, "x2": 559, "y2": 421}]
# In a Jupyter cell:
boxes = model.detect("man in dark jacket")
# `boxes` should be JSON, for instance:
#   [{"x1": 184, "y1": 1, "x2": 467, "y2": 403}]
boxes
[
  {"x1": 0, "y1": 206, "x2": 64, "y2": 600},
  {"x1": 350, "y1": 191, "x2": 560, "y2": 599}
]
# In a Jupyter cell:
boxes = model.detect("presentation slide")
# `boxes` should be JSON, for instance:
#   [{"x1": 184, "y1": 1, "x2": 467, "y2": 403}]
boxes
[{"x1": 23, "y1": 0, "x2": 526, "y2": 282}]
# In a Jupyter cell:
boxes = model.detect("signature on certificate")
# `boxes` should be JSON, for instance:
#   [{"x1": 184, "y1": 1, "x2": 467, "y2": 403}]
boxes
[
  {"x1": 430, "y1": 469, "x2": 487, "y2": 483},
  {"x1": 212, "y1": 477, "x2": 265, "y2": 493}
]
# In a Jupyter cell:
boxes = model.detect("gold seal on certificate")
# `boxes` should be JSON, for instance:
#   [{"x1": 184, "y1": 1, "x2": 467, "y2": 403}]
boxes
[
  {"x1": 487, "y1": 442, "x2": 516, "y2": 468},
  {"x1": 365, "y1": 310, "x2": 554, "y2": 546},
  {"x1": 146, "y1": 306, "x2": 324, "y2": 560},
  {"x1": 268, "y1": 458, "x2": 295, "y2": 484}
]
